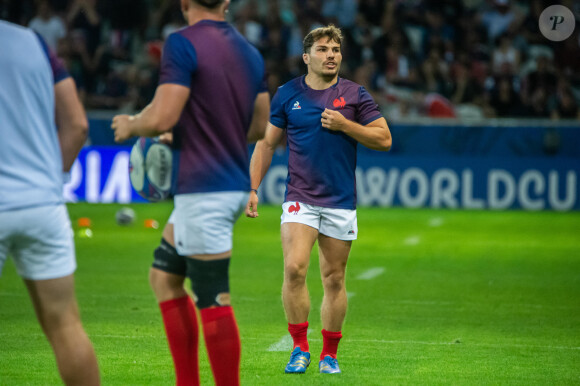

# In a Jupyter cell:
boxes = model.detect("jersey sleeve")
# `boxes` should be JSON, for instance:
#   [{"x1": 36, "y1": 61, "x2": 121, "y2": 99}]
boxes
[
  {"x1": 159, "y1": 32, "x2": 198, "y2": 87},
  {"x1": 269, "y1": 88, "x2": 287, "y2": 129},
  {"x1": 258, "y1": 63, "x2": 268, "y2": 93},
  {"x1": 356, "y1": 86, "x2": 383, "y2": 125},
  {"x1": 34, "y1": 32, "x2": 69, "y2": 84}
]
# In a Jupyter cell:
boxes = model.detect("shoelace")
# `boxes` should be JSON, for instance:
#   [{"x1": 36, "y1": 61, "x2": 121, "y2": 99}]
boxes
[
  {"x1": 325, "y1": 357, "x2": 337, "y2": 366},
  {"x1": 291, "y1": 351, "x2": 305, "y2": 361}
]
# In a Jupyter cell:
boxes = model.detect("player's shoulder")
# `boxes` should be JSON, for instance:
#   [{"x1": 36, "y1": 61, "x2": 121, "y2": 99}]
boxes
[
  {"x1": 337, "y1": 77, "x2": 364, "y2": 92},
  {"x1": 272, "y1": 76, "x2": 303, "y2": 103},
  {"x1": 277, "y1": 76, "x2": 303, "y2": 93},
  {"x1": 0, "y1": 20, "x2": 36, "y2": 40}
]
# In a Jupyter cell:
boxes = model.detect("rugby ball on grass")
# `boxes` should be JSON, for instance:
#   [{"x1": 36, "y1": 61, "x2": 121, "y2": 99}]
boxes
[{"x1": 129, "y1": 137, "x2": 173, "y2": 202}]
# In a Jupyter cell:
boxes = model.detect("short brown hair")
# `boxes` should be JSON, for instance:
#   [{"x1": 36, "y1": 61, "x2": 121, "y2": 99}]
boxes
[
  {"x1": 193, "y1": 0, "x2": 224, "y2": 8},
  {"x1": 303, "y1": 24, "x2": 343, "y2": 54}
]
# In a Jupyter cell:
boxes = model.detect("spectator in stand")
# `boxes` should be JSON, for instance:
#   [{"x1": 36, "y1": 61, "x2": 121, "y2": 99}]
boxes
[
  {"x1": 554, "y1": 30, "x2": 580, "y2": 87},
  {"x1": 358, "y1": 0, "x2": 385, "y2": 26},
  {"x1": 450, "y1": 60, "x2": 483, "y2": 105},
  {"x1": 380, "y1": 42, "x2": 419, "y2": 89},
  {"x1": 478, "y1": 0, "x2": 522, "y2": 45},
  {"x1": 28, "y1": 0, "x2": 66, "y2": 50},
  {"x1": 491, "y1": 33, "x2": 520, "y2": 77},
  {"x1": 489, "y1": 76, "x2": 523, "y2": 117},
  {"x1": 521, "y1": 54, "x2": 557, "y2": 106},
  {"x1": 519, "y1": 0, "x2": 548, "y2": 46},
  {"x1": 66, "y1": 0, "x2": 101, "y2": 56},
  {"x1": 419, "y1": 46, "x2": 450, "y2": 96},
  {"x1": 549, "y1": 79, "x2": 580, "y2": 120},
  {"x1": 521, "y1": 87, "x2": 551, "y2": 118}
]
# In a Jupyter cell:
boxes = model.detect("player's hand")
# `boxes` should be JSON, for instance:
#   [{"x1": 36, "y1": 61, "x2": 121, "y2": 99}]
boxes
[
  {"x1": 321, "y1": 108, "x2": 347, "y2": 131},
  {"x1": 245, "y1": 191, "x2": 259, "y2": 218},
  {"x1": 158, "y1": 132, "x2": 173, "y2": 145},
  {"x1": 111, "y1": 114, "x2": 133, "y2": 143}
]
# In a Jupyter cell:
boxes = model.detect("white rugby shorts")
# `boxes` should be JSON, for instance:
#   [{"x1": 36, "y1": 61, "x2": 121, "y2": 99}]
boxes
[
  {"x1": 280, "y1": 201, "x2": 358, "y2": 240},
  {"x1": 170, "y1": 191, "x2": 249, "y2": 256},
  {"x1": 0, "y1": 204, "x2": 76, "y2": 280}
]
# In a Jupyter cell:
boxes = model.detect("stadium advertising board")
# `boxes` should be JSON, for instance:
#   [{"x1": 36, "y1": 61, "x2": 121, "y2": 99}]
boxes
[{"x1": 64, "y1": 146, "x2": 579, "y2": 211}]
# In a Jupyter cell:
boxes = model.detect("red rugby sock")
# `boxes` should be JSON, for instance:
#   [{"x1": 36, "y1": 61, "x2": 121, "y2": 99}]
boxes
[
  {"x1": 200, "y1": 306, "x2": 241, "y2": 386},
  {"x1": 320, "y1": 329, "x2": 342, "y2": 360},
  {"x1": 159, "y1": 296, "x2": 200, "y2": 386},
  {"x1": 288, "y1": 321, "x2": 309, "y2": 352}
]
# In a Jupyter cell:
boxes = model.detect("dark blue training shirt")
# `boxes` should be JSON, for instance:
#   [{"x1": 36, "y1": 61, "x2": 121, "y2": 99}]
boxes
[
  {"x1": 270, "y1": 76, "x2": 383, "y2": 209},
  {"x1": 160, "y1": 20, "x2": 267, "y2": 194}
]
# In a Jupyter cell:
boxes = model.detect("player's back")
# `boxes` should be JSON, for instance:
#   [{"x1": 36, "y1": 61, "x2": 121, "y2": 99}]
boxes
[
  {"x1": 0, "y1": 21, "x2": 63, "y2": 211},
  {"x1": 163, "y1": 21, "x2": 267, "y2": 194}
]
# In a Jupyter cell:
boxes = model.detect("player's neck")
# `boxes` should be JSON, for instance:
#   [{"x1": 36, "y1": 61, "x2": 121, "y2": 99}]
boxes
[
  {"x1": 304, "y1": 73, "x2": 338, "y2": 90},
  {"x1": 185, "y1": 6, "x2": 226, "y2": 25}
]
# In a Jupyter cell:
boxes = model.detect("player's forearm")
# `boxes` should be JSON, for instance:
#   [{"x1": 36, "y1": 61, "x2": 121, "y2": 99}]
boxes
[
  {"x1": 54, "y1": 78, "x2": 89, "y2": 171},
  {"x1": 342, "y1": 120, "x2": 391, "y2": 151},
  {"x1": 249, "y1": 139, "x2": 275, "y2": 189},
  {"x1": 58, "y1": 125, "x2": 87, "y2": 171},
  {"x1": 129, "y1": 105, "x2": 172, "y2": 138}
]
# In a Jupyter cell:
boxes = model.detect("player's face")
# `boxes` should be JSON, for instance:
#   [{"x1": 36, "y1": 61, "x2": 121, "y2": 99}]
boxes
[{"x1": 304, "y1": 37, "x2": 342, "y2": 80}]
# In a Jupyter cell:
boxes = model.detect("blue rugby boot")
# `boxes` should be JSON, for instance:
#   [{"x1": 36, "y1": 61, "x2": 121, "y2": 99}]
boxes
[
  {"x1": 284, "y1": 347, "x2": 310, "y2": 373},
  {"x1": 319, "y1": 355, "x2": 341, "y2": 374}
]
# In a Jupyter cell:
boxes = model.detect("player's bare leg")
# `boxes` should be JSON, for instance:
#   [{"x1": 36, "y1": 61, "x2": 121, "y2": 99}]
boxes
[
  {"x1": 317, "y1": 234, "x2": 350, "y2": 373},
  {"x1": 281, "y1": 222, "x2": 318, "y2": 373},
  {"x1": 25, "y1": 276, "x2": 100, "y2": 386},
  {"x1": 281, "y1": 222, "x2": 318, "y2": 324},
  {"x1": 318, "y1": 234, "x2": 350, "y2": 332}
]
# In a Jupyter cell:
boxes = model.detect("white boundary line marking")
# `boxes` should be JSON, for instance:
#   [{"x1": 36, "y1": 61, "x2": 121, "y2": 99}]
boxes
[
  {"x1": 266, "y1": 329, "x2": 314, "y2": 352},
  {"x1": 356, "y1": 267, "x2": 385, "y2": 280},
  {"x1": 429, "y1": 217, "x2": 444, "y2": 227},
  {"x1": 404, "y1": 236, "x2": 420, "y2": 245},
  {"x1": 1, "y1": 334, "x2": 576, "y2": 351}
]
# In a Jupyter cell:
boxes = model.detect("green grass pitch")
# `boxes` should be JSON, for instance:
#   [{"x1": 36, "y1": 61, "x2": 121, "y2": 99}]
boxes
[{"x1": 1, "y1": 203, "x2": 579, "y2": 385}]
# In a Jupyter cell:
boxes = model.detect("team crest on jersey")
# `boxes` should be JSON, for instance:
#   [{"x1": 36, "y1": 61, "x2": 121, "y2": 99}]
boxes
[
  {"x1": 333, "y1": 97, "x2": 346, "y2": 109},
  {"x1": 292, "y1": 101, "x2": 302, "y2": 110}
]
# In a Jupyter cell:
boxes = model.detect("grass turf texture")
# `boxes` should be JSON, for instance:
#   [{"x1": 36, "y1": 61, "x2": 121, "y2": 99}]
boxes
[{"x1": 1, "y1": 203, "x2": 579, "y2": 385}]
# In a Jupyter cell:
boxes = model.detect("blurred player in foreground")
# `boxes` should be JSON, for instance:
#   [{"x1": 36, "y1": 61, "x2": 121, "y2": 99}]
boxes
[
  {"x1": 0, "y1": 21, "x2": 100, "y2": 385},
  {"x1": 245, "y1": 24, "x2": 391, "y2": 374},
  {"x1": 111, "y1": 0, "x2": 269, "y2": 384}
]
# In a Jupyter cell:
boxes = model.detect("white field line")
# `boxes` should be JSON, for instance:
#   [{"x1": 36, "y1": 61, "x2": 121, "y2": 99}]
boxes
[
  {"x1": 404, "y1": 235, "x2": 420, "y2": 246},
  {"x1": 429, "y1": 217, "x2": 444, "y2": 227},
  {"x1": 267, "y1": 329, "x2": 314, "y2": 352},
  {"x1": 1, "y1": 333, "x2": 576, "y2": 352},
  {"x1": 355, "y1": 267, "x2": 385, "y2": 280},
  {"x1": 347, "y1": 292, "x2": 356, "y2": 299}
]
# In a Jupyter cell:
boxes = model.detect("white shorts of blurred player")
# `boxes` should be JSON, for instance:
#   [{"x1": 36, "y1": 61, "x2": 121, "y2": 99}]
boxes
[
  {"x1": 0, "y1": 204, "x2": 76, "y2": 280},
  {"x1": 170, "y1": 191, "x2": 249, "y2": 256},
  {"x1": 280, "y1": 201, "x2": 358, "y2": 241}
]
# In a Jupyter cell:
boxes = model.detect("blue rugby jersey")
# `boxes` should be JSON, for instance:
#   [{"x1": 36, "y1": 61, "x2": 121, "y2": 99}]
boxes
[
  {"x1": 0, "y1": 21, "x2": 70, "y2": 212},
  {"x1": 270, "y1": 76, "x2": 383, "y2": 209},
  {"x1": 159, "y1": 20, "x2": 268, "y2": 194}
]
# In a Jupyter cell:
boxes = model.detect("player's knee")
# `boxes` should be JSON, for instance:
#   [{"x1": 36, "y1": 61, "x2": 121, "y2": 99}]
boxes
[
  {"x1": 284, "y1": 261, "x2": 308, "y2": 284},
  {"x1": 186, "y1": 257, "x2": 231, "y2": 309},
  {"x1": 321, "y1": 270, "x2": 345, "y2": 292}
]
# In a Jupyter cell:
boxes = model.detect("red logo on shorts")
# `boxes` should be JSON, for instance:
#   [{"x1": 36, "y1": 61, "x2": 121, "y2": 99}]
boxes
[
  {"x1": 289, "y1": 202, "x2": 300, "y2": 214},
  {"x1": 333, "y1": 97, "x2": 346, "y2": 109}
]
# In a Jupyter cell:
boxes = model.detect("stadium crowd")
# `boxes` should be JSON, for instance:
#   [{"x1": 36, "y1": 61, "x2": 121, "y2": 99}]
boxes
[{"x1": 2, "y1": 0, "x2": 580, "y2": 120}]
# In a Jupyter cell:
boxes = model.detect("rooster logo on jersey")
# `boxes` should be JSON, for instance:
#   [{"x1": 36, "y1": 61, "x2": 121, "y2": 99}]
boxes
[{"x1": 333, "y1": 97, "x2": 346, "y2": 109}]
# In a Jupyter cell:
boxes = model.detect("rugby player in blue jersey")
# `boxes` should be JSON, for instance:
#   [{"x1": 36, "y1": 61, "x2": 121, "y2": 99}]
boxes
[
  {"x1": 245, "y1": 24, "x2": 392, "y2": 374},
  {"x1": 0, "y1": 21, "x2": 100, "y2": 385},
  {"x1": 111, "y1": 1, "x2": 269, "y2": 384}
]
